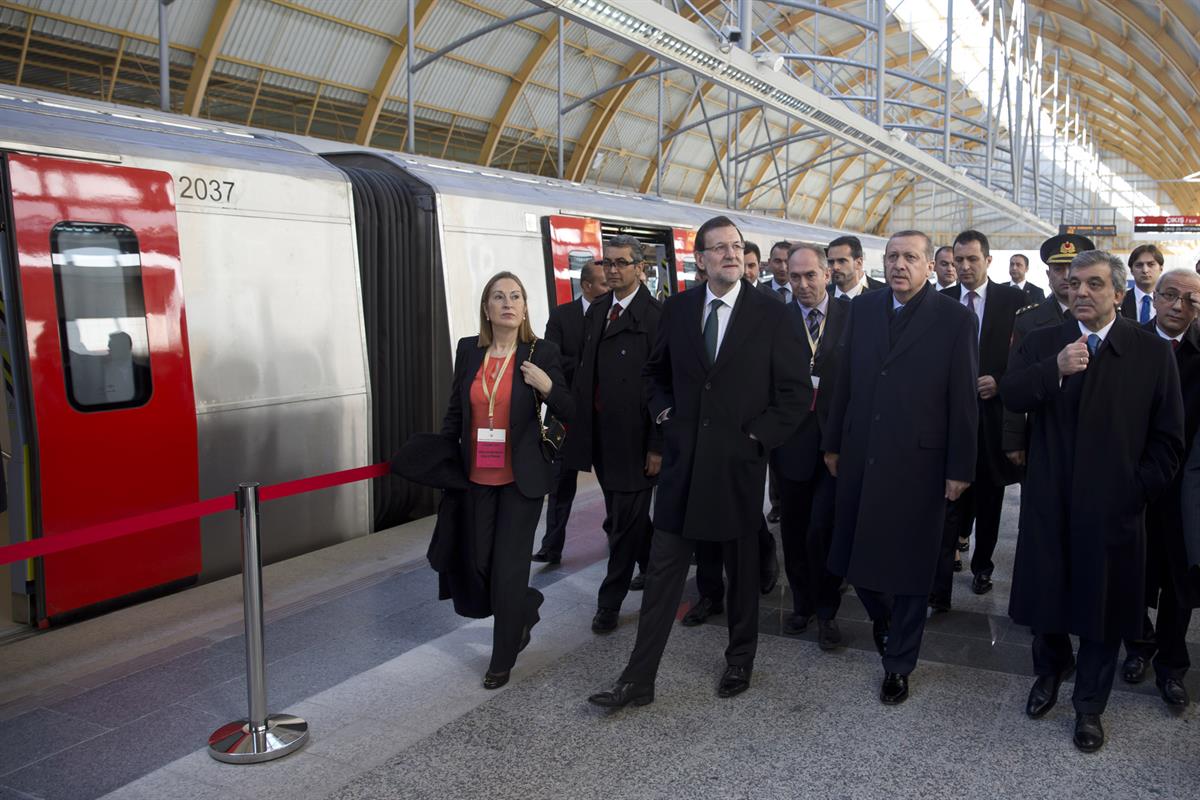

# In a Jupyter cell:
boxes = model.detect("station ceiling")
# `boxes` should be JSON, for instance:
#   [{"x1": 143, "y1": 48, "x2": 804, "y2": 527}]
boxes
[{"x1": 0, "y1": 0, "x2": 1196, "y2": 243}]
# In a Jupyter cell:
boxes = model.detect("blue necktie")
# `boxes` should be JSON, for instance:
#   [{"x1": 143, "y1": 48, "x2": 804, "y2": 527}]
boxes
[
  {"x1": 703, "y1": 299, "x2": 722, "y2": 363},
  {"x1": 1087, "y1": 334, "x2": 1100, "y2": 356},
  {"x1": 1140, "y1": 295, "x2": 1151, "y2": 324}
]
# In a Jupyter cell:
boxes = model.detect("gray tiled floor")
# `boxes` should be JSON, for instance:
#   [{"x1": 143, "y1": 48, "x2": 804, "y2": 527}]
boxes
[{"x1": 1, "y1": 481, "x2": 1198, "y2": 800}]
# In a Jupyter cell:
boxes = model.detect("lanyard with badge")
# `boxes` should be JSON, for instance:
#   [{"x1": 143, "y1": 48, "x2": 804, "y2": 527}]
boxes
[
  {"x1": 476, "y1": 348, "x2": 515, "y2": 469},
  {"x1": 802, "y1": 309, "x2": 826, "y2": 411}
]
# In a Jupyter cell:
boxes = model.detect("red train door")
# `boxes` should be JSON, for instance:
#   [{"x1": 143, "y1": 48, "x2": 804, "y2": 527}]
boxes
[
  {"x1": 5, "y1": 153, "x2": 200, "y2": 621},
  {"x1": 542, "y1": 215, "x2": 603, "y2": 306}
]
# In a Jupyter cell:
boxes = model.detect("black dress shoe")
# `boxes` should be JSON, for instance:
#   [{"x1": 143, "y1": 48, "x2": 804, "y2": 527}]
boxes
[
  {"x1": 1025, "y1": 659, "x2": 1075, "y2": 719},
  {"x1": 957, "y1": 537, "x2": 970, "y2": 553},
  {"x1": 880, "y1": 672, "x2": 909, "y2": 705},
  {"x1": 629, "y1": 572, "x2": 646, "y2": 591},
  {"x1": 588, "y1": 681, "x2": 655, "y2": 708},
  {"x1": 483, "y1": 670, "x2": 510, "y2": 690},
  {"x1": 1073, "y1": 713, "x2": 1104, "y2": 753},
  {"x1": 817, "y1": 618, "x2": 843, "y2": 651},
  {"x1": 1158, "y1": 677, "x2": 1190, "y2": 708},
  {"x1": 767, "y1": 509, "x2": 781, "y2": 524},
  {"x1": 970, "y1": 573, "x2": 993, "y2": 595},
  {"x1": 760, "y1": 542, "x2": 780, "y2": 595},
  {"x1": 872, "y1": 619, "x2": 890, "y2": 657},
  {"x1": 928, "y1": 593, "x2": 951, "y2": 613},
  {"x1": 783, "y1": 613, "x2": 811, "y2": 635},
  {"x1": 531, "y1": 548, "x2": 561, "y2": 564},
  {"x1": 591, "y1": 608, "x2": 619, "y2": 633},
  {"x1": 717, "y1": 664, "x2": 752, "y2": 698},
  {"x1": 681, "y1": 597, "x2": 723, "y2": 627},
  {"x1": 1122, "y1": 654, "x2": 1149, "y2": 684}
]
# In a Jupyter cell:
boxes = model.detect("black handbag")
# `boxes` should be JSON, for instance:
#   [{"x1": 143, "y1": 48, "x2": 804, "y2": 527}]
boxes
[{"x1": 528, "y1": 339, "x2": 567, "y2": 461}]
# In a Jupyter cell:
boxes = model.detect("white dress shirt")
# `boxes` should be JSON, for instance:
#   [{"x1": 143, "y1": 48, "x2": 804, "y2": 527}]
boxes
[{"x1": 702, "y1": 278, "x2": 742, "y2": 359}]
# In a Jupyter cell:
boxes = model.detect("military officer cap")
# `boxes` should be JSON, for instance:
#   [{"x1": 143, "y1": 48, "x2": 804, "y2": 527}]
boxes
[{"x1": 1039, "y1": 233, "x2": 1096, "y2": 266}]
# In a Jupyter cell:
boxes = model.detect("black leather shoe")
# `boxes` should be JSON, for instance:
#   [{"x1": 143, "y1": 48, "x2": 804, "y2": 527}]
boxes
[
  {"x1": 717, "y1": 665, "x2": 752, "y2": 698},
  {"x1": 970, "y1": 573, "x2": 993, "y2": 595},
  {"x1": 783, "y1": 613, "x2": 811, "y2": 635},
  {"x1": 760, "y1": 540, "x2": 780, "y2": 595},
  {"x1": 681, "y1": 597, "x2": 723, "y2": 627},
  {"x1": 880, "y1": 672, "x2": 909, "y2": 705},
  {"x1": 629, "y1": 572, "x2": 646, "y2": 591},
  {"x1": 957, "y1": 537, "x2": 970, "y2": 553},
  {"x1": 767, "y1": 509, "x2": 781, "y2": 524},
  {"x1": 1158, "y1": 677, "x2": 1190, "y2": 708},
  {"x1": 817, "y1": 618, "x2": 843, "y2": 651},
  {"x1": 872, "y1": 619, "x2": 890, "y2": 657},
  {"x1": 1122, "y1": 654, "x2": 1149, "y2": 684},
  {"x1": 1073, "y1": 713, "x2": 1104, "y2": 753},
  {"x1": 928, "y1": 593, "x2": 951, "y2": 613},
  {"x1": 531, "y1": 548, "x2": 561, "y2": 564},
  {"x1": 483, "y1": 670, "x2": 510, "y2": 690},
  {"x1": 588, "y1": 681, "x2": 655, "y2": 708},
  {"x1": 1025, "y1": 659, "x2": 1075, "y2": 719},
  {"x1": 591, "y1": 608, "x2": 619, "y2": 633}
]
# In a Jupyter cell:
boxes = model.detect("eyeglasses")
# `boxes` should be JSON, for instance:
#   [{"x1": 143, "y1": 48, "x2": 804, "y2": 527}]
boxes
[
  {"x1": 700, "y1": 242, "x2": 744, "y2": 256},
  {"x1": 595, "y1": 258, "x2": 638, "y2": 268},
  {"x1": 1154, "y1": 290, "x2": 1192, "y2": 306}
]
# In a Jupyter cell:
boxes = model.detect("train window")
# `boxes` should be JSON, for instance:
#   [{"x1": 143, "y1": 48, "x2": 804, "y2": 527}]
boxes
[{"x1": 50, "y1": 222, "x2": 152, "y2": 411}]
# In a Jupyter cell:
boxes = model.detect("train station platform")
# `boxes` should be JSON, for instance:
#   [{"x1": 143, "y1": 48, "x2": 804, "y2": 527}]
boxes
[{"x1": 0, "y1": 479, "x2": 1196, "y2": 800}]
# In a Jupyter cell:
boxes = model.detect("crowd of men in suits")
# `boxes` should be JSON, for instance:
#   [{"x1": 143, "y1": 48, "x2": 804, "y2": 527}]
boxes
[{"x1": 532, "y1": 216, "x2": 1199, "y2": 755}]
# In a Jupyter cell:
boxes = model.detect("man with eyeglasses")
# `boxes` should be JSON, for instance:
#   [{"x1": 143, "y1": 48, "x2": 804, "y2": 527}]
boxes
[
  {"x1": 1001, "y1": 250, "x2": 1183, "y2": 753},
  {"x1": 589, "y1": 215, "x2": 809, "y2": 707},
  {"x1": 1121, "y1": 244, "x2": 1164, "y2": 323},
  {"x1": 566, "y1": 235, "x2": 663, "y2": 634},
  {"x1": 1123, "y1": 269, "x2": 1200, "y2": 708},
  {"x1": 534, "y1": 260, "x2": 609, "y2": 565}
]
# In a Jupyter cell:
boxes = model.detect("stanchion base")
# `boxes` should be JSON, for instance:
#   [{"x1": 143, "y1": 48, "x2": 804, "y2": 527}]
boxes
[{"x1": 208, "y1": 714, "x2": 309, "y2": 764}]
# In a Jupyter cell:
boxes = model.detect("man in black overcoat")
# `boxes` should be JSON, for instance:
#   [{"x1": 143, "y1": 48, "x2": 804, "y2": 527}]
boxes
[
  {"x1": 1121, "y1": 269, "x2": 1200, "y2": 707},
  {"x1": 567, "y1": 235, "x2": 663, "y2": 634},
  {"x1": 1000, "y1": 249, "x2": 1183, "y2": 753},
  {"x1": 534, "y1": 261, "x2": 608, "y2": 563},
  {"x1": 772, "y1": 242, "x2": 849, "y2": 647},
  {"x1": 589, "y1": 215, "x2": 809, "y2": 707},
  {"x1": 823, "y1": 230, "x2": 979, "y2": 705},
  {"x1": 932, "y1": 230, "x2": 1025, "y2": 608}
]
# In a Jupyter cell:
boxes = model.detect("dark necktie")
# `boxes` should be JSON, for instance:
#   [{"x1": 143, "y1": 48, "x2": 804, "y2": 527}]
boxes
[
  {"x1": 1140, "y1": 295, "x2": 1151, "y2": 324},
  {"x1": 1087, "y1": 334, "x2": 1100, "y2": 356},
  {"x1": 703, "y1": 299, "x2": 722, "y2": 363},
  {"x1": 806, "y1": 308, "x2": 823, "y2": 341}
]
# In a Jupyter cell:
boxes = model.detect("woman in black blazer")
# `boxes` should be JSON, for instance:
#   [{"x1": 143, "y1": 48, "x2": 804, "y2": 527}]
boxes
[{"x1": 440, "y1": 271, "x2": 574, "y2": 689}]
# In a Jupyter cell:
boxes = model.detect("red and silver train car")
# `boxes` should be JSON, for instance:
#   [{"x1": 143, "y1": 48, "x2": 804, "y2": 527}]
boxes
[{"x1": 0, "y1": 86, "x2": 884, "y2": 626}]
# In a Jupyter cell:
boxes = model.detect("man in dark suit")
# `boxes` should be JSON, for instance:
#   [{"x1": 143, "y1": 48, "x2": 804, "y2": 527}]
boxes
[
  {"x1": 1121, "y1": 269, "x2": 1200, "y2": 706},
  {"x1": 589, "y1": 215, "x2": 809, "y2": 707},
  {"x1": 1000, "y1": 250, "x2": 1183, "y2": 753},
  {"x1": 1008, "y1": 253, "x2": 1046, "y2": 304},
  {"x1": 1120, "y1": 244, "x2": 1164, "y2": 323},
  {"x1": 931, "y1": 231, "x2": 1025, "y2": 608},
  {"x1": 567, "y1": 235, "x2": 663, "y2": 633},
  {"x1": 828, "y1": 235, "x2": 886, "y2": 300},
  {"x1": 773, "y1": 242, "x2": 849, "y2": 648},
  {"x1": 534, "y1": 263, "x2": 609, "y2": 564},
  {"x1": 823, "y1": 229, "x2": 978, "y2": 705}
]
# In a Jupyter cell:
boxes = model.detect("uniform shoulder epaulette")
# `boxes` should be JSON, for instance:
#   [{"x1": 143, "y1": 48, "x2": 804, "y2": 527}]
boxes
[{"x1": 1014, "y1": 303, "x2": 1039, "y2": 317}]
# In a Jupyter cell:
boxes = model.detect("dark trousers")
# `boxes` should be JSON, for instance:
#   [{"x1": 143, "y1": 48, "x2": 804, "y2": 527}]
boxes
[
  {"x1": 537, "y1": 457, "x2": 577, "y2": 556},
  {"x1": 694, "y1": 520, "x2": 774, "y2": 602},
  {"x1": 778, "y1": 470, "x2": 841, "y2": 620},
  {"x1": 597, "y1": 487, "x2": 654, "y2": 611},
  {"x1": 621, "y1": 530, "x2": 760, "y2": 685},
  {"x1": 856, "y1": 587, "x2": 928, "y2": 675},
  {"x1": 469, "y1": 483, "x2": 545, "y2": 674},
  {"x1": 1033, "y1": 632, "x2": 1120, "y2": 714}
]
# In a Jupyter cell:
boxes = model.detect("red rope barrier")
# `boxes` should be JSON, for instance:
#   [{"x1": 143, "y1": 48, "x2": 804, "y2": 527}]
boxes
[{"x1": 0, "y1": 462, "x2": 390, "y2": 567}]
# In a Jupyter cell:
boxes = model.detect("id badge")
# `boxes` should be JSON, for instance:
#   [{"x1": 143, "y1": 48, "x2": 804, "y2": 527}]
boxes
[
  {"x1": 810, "y1": 375, "x2": 820, "y2": 411},
  {"x1": 476, "y1": 428, "x2": 507, "y2": 469}
]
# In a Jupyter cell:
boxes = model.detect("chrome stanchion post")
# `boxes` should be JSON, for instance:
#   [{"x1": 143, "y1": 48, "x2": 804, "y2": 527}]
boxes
[{"x1": 208, "y1": 482, "x2": 309, "y2": 763}]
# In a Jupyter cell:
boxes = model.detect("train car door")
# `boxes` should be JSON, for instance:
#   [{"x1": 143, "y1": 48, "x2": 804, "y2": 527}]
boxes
[
  {"x1": 3, "y1": 153, "x2": 200, "y2": 622},
  {"x1": 541, "y1": 215, "x2": 603, "y2": 305}
]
